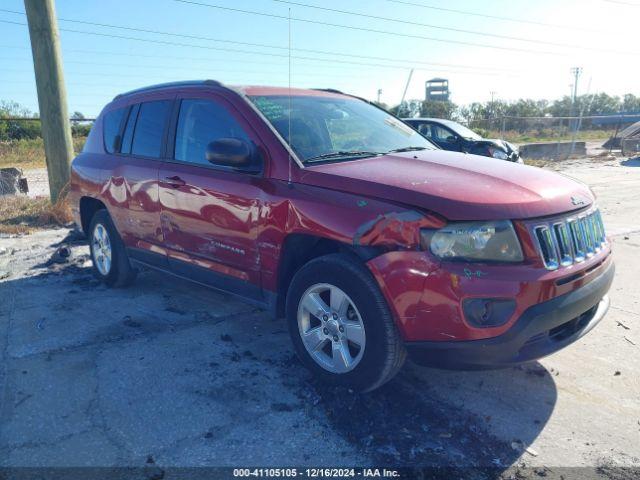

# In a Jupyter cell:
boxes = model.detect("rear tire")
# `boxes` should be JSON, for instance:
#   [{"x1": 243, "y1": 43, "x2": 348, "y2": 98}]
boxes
[
  {"x1": 286, "y1": 253, "x2": 406, "y2": 392},
  {"x1": 88, "y1": 209, "x2": 136, "y2": 287}
]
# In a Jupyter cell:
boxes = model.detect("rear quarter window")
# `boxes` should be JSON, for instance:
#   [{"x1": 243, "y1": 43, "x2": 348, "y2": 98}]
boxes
[{"x1": 102, "y1": 107, "x2": 127, "y2": 153}]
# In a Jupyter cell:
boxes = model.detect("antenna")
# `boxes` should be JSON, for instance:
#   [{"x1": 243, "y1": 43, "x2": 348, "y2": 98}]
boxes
[{"x1": 287, "y1": 7, "x2": 293, "y2": 186}]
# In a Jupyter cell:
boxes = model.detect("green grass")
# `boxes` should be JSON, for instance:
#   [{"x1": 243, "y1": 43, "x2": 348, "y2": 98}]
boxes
[
  {"x1": 0, "y1": 136, "x2": 86, "y2": 170},
  {"x1": 480, "y1": 129, "x2": 613, "y2": 144}
]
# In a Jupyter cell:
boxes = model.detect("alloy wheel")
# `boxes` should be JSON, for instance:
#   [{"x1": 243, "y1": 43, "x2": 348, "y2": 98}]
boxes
[
  {"x1": 297, "y1": 283, "x2": 366, "y2": 373},
  {"x1": 92, "y1": 223, "x2": 112, "y2": 275}
]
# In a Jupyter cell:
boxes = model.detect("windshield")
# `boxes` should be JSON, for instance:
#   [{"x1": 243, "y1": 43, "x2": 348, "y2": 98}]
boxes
[
  {"x1": 440, "y1": 120, "x2": 482, "y2": 141},
  {"x1": 248, "y1": 95, "x2": 436, "y2": 163}
]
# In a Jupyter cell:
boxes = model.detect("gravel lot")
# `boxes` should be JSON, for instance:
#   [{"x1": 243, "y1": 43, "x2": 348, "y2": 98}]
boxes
[{"x1": 1, "y1": 156, "x2": 639, "y2": 476}]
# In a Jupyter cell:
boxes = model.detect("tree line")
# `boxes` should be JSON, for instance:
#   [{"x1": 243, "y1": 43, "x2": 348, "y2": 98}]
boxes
[
  {"x1": 0, "y1": 100, "x2": 90, "y2": 141},
  {"x1": 384, "y1": 92, "x2": 640, "y2": 131}
]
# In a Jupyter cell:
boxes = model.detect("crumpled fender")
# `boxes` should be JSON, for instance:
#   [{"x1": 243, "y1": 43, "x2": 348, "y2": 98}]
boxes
[{"x1": 353, "y1": 210, "x2": 446, "y2": 249}]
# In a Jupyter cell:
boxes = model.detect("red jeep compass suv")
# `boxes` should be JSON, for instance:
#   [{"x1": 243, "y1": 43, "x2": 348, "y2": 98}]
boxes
[{"x1": 69, "y1": 80, "x2": 614, "y2": 392}]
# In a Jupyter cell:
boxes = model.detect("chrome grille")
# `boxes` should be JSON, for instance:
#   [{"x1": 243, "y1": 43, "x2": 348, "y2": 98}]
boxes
[{"x1": 532, "y1": 208, "x2": 606, "y2": 270}]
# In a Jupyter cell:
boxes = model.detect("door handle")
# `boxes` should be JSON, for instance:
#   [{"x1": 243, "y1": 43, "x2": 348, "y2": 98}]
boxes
[{"x1": 164, "y1": 175, "x2": 186, "y2": 187}]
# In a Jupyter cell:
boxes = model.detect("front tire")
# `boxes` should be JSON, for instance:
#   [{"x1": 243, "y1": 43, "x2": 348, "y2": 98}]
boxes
[
  {"x1": 286, "y1": 254, "x2": 406, "y2": 392},
  {"x1": 88, "y1": 209, "x2": 136, "y2": 287}
]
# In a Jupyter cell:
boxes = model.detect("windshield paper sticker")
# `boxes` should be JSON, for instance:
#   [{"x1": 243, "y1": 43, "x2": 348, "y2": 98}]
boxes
[{"x1": 384, "y1": 117, "x2": 415, "y2": 137}]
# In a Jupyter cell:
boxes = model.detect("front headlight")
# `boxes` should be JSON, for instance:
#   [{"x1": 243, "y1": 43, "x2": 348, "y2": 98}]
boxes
[
  {"x1": 421, "y1": 220, "x2": 523, "y2": 262},
  {"x1": 488, "y1": 147, "x2": 509, "y2": 160}
]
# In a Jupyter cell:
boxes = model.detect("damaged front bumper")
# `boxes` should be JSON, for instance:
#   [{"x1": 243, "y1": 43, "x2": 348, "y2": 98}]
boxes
[
  {"x1": 366, "y1": 244, "x2": 614, "y2": 368},
  {"x1": 405, "y1": 260, "x2": 613, "y2": 368}
]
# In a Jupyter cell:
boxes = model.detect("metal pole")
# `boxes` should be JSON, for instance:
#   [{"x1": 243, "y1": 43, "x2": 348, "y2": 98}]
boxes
[
  {"x1": 24, "y1": 0, "x2": 74, "y2": 203},
  {"x1": 399, "y1": 68, "x2": 414, "y2": 117},
  {"x1": 571, "y1": 67, "x2": 582, "y2": 105},
  {"x1": 489, "y1": 91, "x2": 496, "y2": 119}
]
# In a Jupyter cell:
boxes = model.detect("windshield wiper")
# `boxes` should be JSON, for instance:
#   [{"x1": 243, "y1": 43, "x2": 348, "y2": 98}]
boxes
[
  {"x1": 386, "y1": 146, "x2": 428, "y2": 154},
  {"x1": 305, "y1": 151, "x2": 382, "y2": 163}
]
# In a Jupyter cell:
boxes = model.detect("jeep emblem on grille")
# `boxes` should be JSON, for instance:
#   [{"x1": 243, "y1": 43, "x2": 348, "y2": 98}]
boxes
[{"x1": 571, "y1": 196, "x2": 586, "y2": 206}]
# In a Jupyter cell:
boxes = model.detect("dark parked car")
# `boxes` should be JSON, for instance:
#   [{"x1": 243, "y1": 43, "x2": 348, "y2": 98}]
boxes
[
  {"x1": 69, "y1": 81, "x2": 612, "y2": 392},
  {"x1": 404, "y1": 117, "x2": 521, "y2": 163}
]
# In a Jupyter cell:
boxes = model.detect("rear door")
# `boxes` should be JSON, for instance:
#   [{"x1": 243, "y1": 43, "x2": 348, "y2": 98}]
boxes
[
  {"x1": 158, "y1": 93, "x2": 265, "y2": 299},
  {"x1": 114, "y1": 98, "x2": 173, "y2": 265},
  {"x1": 103, "y1": 97, "x2": 173, "y2": 265}
]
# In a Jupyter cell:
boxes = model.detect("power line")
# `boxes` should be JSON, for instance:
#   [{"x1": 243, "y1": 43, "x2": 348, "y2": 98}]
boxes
[
  {"x1": 269, "y1": 0, "x2": 606, "y2": 51},
  {"x1": 2, "y1": 63, "x2": 516, "y2": 88},
  {"x1": 171, "y1": 0, "x2": 567, "y2": 56},
  {"x1": 173, "y1": 0, "x2": 636, "y2": 56},
  {"x1": 0, "y1": 9, "x2": 518, "y2": 73},
  {"x1": 0, "y1": 19, "x2": 523, "y2": 77},
  {"x1": 0, "y1": 53, "x2": 522, "y2": 78},
  {"x1": 386, "y1": 0, "x2": 601, "y2": 32},
  {"x1": 0, "y1": 62, "x2": 395, "y2": 80},
  {"x1": 602, "y1": 0, "x2": 640, "y2": 5}
]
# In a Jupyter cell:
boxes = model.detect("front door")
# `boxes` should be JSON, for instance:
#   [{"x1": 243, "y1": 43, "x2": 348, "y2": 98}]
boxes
[{"x1": 158, "y1": 95, "x2": 265, "y2": 299}]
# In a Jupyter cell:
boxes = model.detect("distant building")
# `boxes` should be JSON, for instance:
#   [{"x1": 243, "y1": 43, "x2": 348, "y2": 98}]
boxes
[{"x1": 425, "y1": 78, "x2": 450, "y2": 102}]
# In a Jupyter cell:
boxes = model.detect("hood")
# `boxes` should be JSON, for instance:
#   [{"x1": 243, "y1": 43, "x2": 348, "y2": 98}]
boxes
[
  {"x1": 299, "y1": 150, "x2": 593, "y2": 221},
  {"x1": 485, "y1": 139, "x2": 518, "y2": 154}
]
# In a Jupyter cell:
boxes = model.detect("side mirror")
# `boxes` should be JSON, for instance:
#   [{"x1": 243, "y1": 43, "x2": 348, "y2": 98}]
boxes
[{"x1": 205, "y1": 138, "x2": 260, "y2": 172}]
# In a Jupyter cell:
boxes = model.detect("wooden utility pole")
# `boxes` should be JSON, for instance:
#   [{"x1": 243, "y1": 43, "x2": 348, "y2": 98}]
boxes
[{"x1": 24, "y1": 0, "x2": 74, "y2": 203}]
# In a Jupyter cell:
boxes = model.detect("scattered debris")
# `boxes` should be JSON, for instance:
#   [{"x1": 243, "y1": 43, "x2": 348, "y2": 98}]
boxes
[
  {"x1": 614, "y1": 371, "x2": 621, "y2": 376},
  {"x1": 0, "y1": 167, "x2": 29, "y2": 195},
  {"x1": 616, "y1": 321, "x2": 631, "y2": 330},
  {"x1": 41, "y1": 246, "x2": 72, "y2": 266},
  {"x1": 525, "y1": 446, "x2": 539, "y2": 457},
  {"x1": 603, "y1": 120, "x2": 640, "y2": 150},
  {"x1": 624, "y1": 337, "x2": 636, "y2": 346}
]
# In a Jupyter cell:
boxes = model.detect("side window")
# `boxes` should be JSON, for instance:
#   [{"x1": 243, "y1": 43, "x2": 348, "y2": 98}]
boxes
[
  {"x1": 433, "y1": 125, "x2": 456, "y2": 142},
  {"x1": 102, "y1": 107, "x2": 127, "y2": 153},
  {"x1": 131, "y1": 100, "x2": 172, "y2": 158},
  {"x1": 120, "y1": 104, "x2": 140, "y2": 155},
  {"x1": 417, "y1": 123, "x2": 432, "y2": 138},
  {"x1": 174, "y1": 99, "x2": 250, "y2": 166}
]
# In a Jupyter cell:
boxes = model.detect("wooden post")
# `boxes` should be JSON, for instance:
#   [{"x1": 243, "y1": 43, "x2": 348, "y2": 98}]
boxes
[{"x1": 24, "y1": 0, "x2": 74, "y2": 203}]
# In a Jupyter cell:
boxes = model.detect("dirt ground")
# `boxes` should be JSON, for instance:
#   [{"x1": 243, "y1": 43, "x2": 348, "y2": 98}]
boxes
[{"x1": 0, "y1": 156, "x2": 639, "y2": 476}]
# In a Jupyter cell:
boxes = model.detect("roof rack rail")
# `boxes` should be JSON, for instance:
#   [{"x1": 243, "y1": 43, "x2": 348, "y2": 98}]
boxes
[
  {"x1": 312, "y1": 88, "x2": 344, "y2": 94},
  {"x1": 114, "y1": 80, "x2": 223, "y2": 100}
]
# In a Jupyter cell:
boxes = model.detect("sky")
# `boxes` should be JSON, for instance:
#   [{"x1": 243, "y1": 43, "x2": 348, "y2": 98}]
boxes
[{"x1": 1, "y1": 0, "x2": 639, "y2": 117}]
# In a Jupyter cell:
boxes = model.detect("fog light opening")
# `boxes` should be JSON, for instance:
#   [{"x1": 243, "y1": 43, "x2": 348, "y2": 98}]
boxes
[{"x1": 463, "y1": 298, "x2": 516, "y2": 328}]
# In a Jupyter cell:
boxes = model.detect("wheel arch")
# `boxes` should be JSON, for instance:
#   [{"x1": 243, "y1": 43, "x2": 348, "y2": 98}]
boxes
[
  {"x1": 79, "y1": 196, "x2": 108, "y2": 236},
  {"x1": 274, "y1": 233, "x2": 384, "y2": 318}
]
